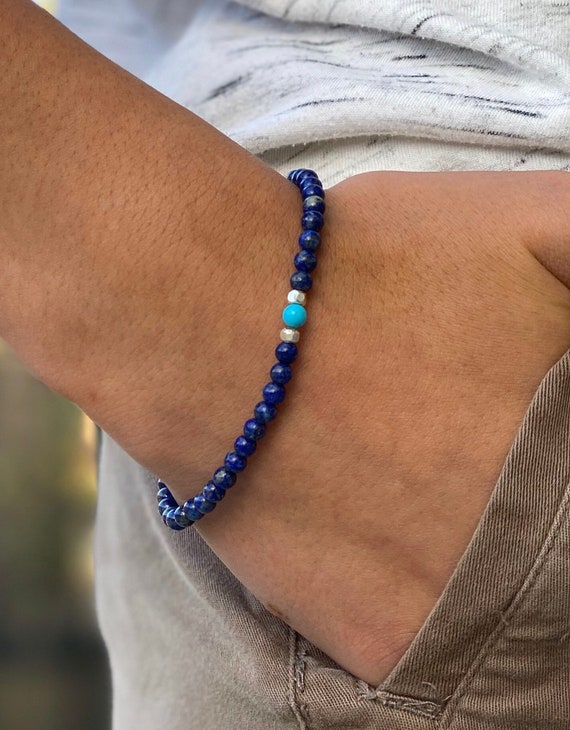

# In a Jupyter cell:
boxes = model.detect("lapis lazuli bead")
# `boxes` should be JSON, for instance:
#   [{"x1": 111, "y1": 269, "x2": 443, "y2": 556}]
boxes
[
  {"x1": 263, "y1": 382, "x2": 286, "y2": 405},
  {"x1": 158, "y1": 497, "x2": 174, "y2": 516},
  {"x1": 299, "y1": 178, "x2": 320, "y2": 193},
  {"x1": 303, "y1": 195, "x2": 326, "y2": 214},
  {"x1": 225, "y1": 451, "x2": 247, "y2": 472},
  {"x1": 283, "y1": 302, "x2": 307, "y2": 328},
  {"x1": 294, "y1": 250, "x2": 317, "y2": 273},
  {"x1": 194, "y1": 493, "x2": 217, "y2": 514},
  {"x1": 299, "y1": 230, "x2": 321, "y2": 251},
  {"x1": 288, "y1": 168, "x2": 317, "y2": 184},
  {"x1": 164, "y1": 509, "x2": 184, "y2": 530},
  {"x1": 182, "y1": 500, "x2": 203, "y2": 521},
  {"x1": 301, "y1": 184, "x2": 325, "y2": 200},
  {"x1": 275, "y1": 341, "x2": 298, "y2": 364},
  {"x1": 212, "y1": 466, "x2": 237, "y2": 489},
  {"x1": 156, "y1": 486, "x2": 172, "y2": 503},
  {"x1": 203, "y1": 480, "x2": 226, "y2": 502},
  {"x1": 244, "y1": 418, "x2": 266, "y2": 440},
  {"x1": 254, "y1": 401, "x2": 277, "y2": 423},
  {"x1": 302, "y1": 211, "x2": 324, "y2": 231},
  {"x1": 173, "y1": 506, "x2": 193, "y2": 528},
  {"x1": 290, "y1": 271, "x2": 312, "y2": 292},
  {"x1": 270, "y1": 363, "x2": 292, "y2": 385},
  {"x1": 234, "y1": 435, "x2": 257, "y2": 457}
]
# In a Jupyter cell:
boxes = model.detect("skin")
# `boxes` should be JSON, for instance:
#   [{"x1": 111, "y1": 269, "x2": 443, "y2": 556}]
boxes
[{"x1": 2, "y1": 0, "x2": 570, "y2": 686}]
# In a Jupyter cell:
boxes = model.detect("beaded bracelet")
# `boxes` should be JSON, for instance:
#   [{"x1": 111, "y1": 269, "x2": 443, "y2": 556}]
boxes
[{"x1": 156, "y1": 168, "x2": 325, "y2": 530}]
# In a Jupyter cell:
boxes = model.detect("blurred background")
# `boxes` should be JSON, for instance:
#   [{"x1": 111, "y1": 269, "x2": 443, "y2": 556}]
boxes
[{"x1": 0, "y1": 4, "x2": 111, "y2": 729}]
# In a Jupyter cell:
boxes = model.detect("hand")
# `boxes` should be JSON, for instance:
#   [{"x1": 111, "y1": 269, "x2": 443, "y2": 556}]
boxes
[
  {"x1": 177, "y1": 170, "x2": 570, "y2": 685},
  {"x1": 38, "y1": 168, "x2": 570, "y2": 685}
]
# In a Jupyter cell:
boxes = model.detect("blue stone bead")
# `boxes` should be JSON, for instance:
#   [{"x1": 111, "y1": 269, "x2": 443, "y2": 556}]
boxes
[
  {"x1": 299, "y1": 230, "x2": 321, "y2": 251},
  {"x1": 254, "y1": 401, "x2": 277, "y2": 423},
  {"x1": 158, "y1": 498, "x2": 173, "y2": 516},
  {"x1": 270, "y1": 363, "x2": 292, "y2": 385},
  {"x1": 301, "y1": 184, "x2": 325, "y2": 200},
  {"x1": 164, "y1": 509, "x2": 184, "y2": 530},
  {"x1": 283, "y1": 302, "x2": 307, "y2": 328},
  {"x1": 182, "y1": 500, "x2": 203, "y2": 521},
  {"x1": 234, "y1": 435, "x2": 257, "y2": 456},
  {"x1": 203, "y1": 480, "x2": 226, "y2": 502},
  {"x1": 275, "y1": 341, "x2": 298, "y2": 364},
  {"x1": 290, "y1": 271, "x2": 312, "y2": 292},
  {"x1": 303, "y1": 195, "x2": 326, "y2": 214},
  {"x1": 225, "y1": 451, "x2": 247, "y2": 472},
  {"x1": 299, "y1": 177, "x2": 320, "y2": 193},
  {"x1": 294, "y1": 250, "x2": 317, "y2": 273},
  {"x1": 156, "y1": 486, "x2": 171, "y2": 503},
  {"x1": 173, "y1": 506, "x2": 193, "y2": 528},
  {"x1": 244, "y1": 418, "x2": 266, "y2": 440},
  {"x1": 288, "y1": 168, "x2": 318, "y2": 184},
  {"x1": 194, "y1": 493, "x2": 217, "y2": 514},
  {"x1": 263, "y1": 382, "x2": 286, "y2": 405},
  {"x1": 302, "y1": 211, "x2": 324, "y2": 231},
  {"x1": 212, "y1": 466, "x2": 237, "y2": 489}
]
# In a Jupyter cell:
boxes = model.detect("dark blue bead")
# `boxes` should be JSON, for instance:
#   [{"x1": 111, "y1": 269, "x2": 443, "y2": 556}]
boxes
[
  {"x1": 164, "y1": 509, "x2": 184, "y2": 530},
  {"x1": 298, "y1": 176, "x2": 320, "y2": 192},
  {"x1": 290, "y1": 270, "x2": 312, "y2": 292},
  {"x1": 156, "y1": 486, "x2": 172, "y2": 503},
  {"x1": 158, "y1": 497, "x2": 173, "y2": 516},
  {"x1": 203, "y1": 480, "x2": 226, "y2": 502},
  {"x1": 288, "y1": 168, "x2": 318, "y2": 184},
  {"x1": 270, "y1": 363, "x2": 292, "y2": 384},
  {"x1": 263, "y1": 382, "x2": 286, "y2": 405},
  {"x1": 275, "y1": 341, "x2": 298, "y2": 364},
  {"x1": 212, "y1": 466, "x2": 237, "y2": 489},
  {"x1": 225, "y1": 451, "x2": 247, "y2": 472},
  {"x1": 234, "y1": 435, "x2": 257, "y2": 457},
  {"x1": 302, "y1": 211, "x2": 324, "y2": 231},
  {"x1": 194, "y1": 493, "x2": 217, "y2": 514},
  {"x1": 244, "y1": 418, "x2": 266, "y2": 440},
  {"x1": 294, "y1": 249, "x2": 317, "y2": 272},
  {"x1": 303, "y1": 195, "x2": 326, "y2": 214},
  {"x1": 254, "y1": 401, "x2": 277, "y2": 423},
  {"x1": 301, "y1": 184, "x2": 325, "y2": 199},
  {"x1": 173, "y1": 506, "x2": 193, "y2": 528},
  {"x1": 299, "y1": 230, "x2": 321, "y2": 251},
  {"x1": 182, "y1": 500, "x2": 203, "y2": 521}
]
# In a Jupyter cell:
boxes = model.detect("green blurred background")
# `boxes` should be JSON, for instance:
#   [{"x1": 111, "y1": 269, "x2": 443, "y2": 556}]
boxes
[
  {"x1": 0, "y1": 345, "x2": 111, "y2": 729},
  {"x1": 1, "y1": 4, "x2": 111, "y2": 728}
]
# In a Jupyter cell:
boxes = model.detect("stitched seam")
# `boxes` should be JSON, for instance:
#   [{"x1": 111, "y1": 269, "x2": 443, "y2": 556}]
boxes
[
  {"x1": 288, "y1": 628, "x2": 309, "y2": 729},
  {"x1": 356, "y1": 683, "x2": 444, "y2": 720},
  {"x1": 439, "y1": 476, "x2": 570, "y2": 730}
]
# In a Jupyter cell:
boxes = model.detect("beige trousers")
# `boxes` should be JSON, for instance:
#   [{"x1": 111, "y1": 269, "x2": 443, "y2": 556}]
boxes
[{"x1": 96, "y1": 137, "x2": 570, "y2": 729}]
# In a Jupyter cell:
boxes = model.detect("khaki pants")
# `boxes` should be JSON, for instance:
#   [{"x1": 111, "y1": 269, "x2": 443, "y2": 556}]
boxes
[{"x1": 96, "y1": 139, "x2": 570, "y2": 729}]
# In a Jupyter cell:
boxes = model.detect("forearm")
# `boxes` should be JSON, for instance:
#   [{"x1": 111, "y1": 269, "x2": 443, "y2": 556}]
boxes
[{"x1": 0, "y1": 0, "x2": 298, "y2": 382}]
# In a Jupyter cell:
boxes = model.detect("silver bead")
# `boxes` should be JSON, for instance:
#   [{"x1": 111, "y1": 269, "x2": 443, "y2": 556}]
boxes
[
  {"x1": 280, "y1": 327, "x2": 300, "y2": 343},
  {"x1": 287, "y1": 289, "x2": 306, "y2": 305}
]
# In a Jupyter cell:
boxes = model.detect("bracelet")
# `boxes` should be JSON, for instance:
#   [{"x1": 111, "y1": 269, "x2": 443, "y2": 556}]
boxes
[{"x1": 156, "y1": 168, "x2": 325, "y2": 530}]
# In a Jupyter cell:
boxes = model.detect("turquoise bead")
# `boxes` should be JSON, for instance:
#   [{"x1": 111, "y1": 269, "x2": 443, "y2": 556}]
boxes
[{"x1": 282, "y1": 303, "x2": 307, "y2": 328}]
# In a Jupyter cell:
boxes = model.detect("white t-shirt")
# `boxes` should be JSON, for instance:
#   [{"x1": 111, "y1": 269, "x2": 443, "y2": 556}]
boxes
[{"x1": 60, "y1": 0, "x2": 570, "y2": 163}]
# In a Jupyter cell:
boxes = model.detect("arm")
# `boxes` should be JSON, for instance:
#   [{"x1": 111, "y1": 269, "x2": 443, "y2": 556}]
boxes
[
  {"x1": 2, "y1": 0, "x2": 570, "y2": 685},
  {"x1": 0, "y1": 0, "x2": 298, "y2": 386}
]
